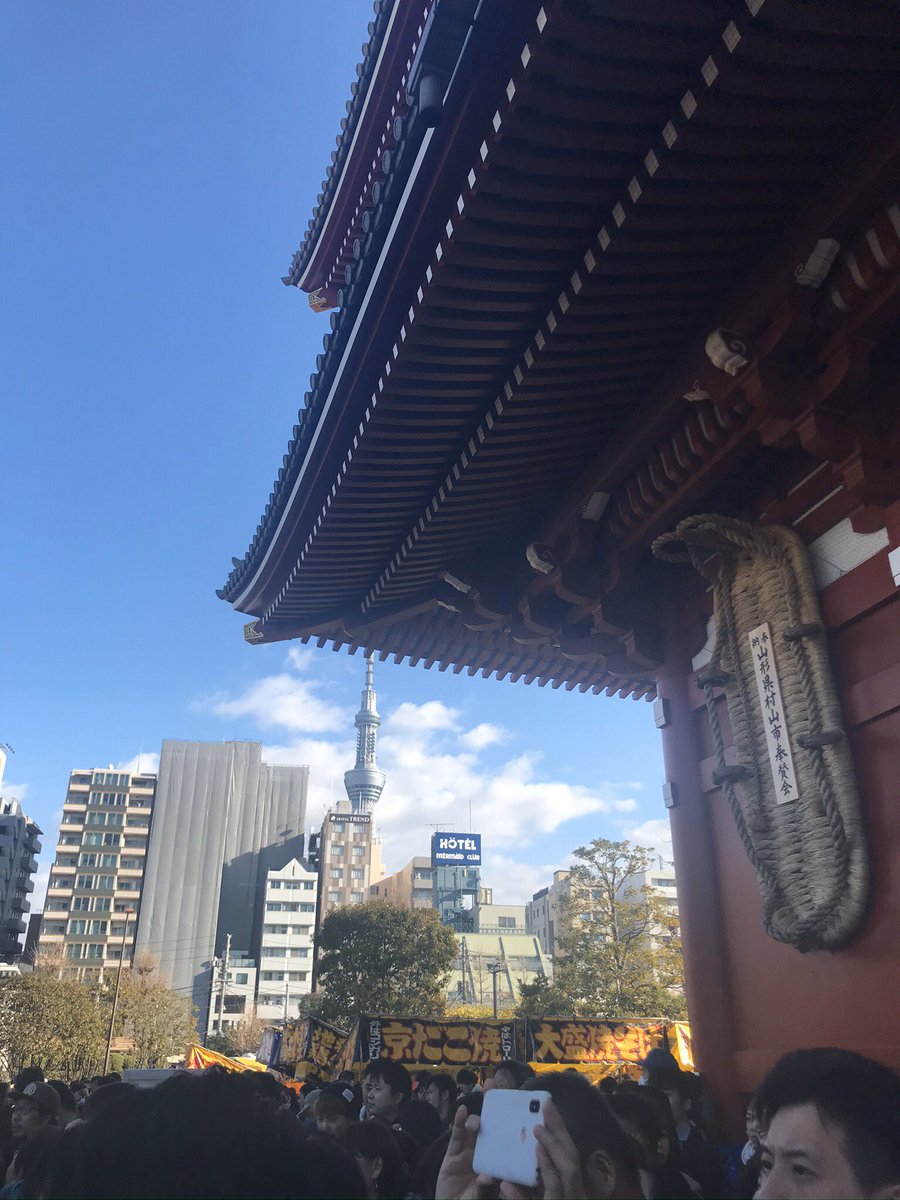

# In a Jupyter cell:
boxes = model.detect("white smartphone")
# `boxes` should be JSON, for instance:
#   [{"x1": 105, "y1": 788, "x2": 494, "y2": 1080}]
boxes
[{"x1": 472, "y1": 1088, "x2": 551, "y2": 1188}]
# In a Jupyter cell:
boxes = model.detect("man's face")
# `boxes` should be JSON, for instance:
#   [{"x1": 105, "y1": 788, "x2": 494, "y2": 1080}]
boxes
[
  {"x1": 662, "y1": 1086, "x2": 691, "y2": 1128},
  {"x1": 363, "y1": 1074, "x2": 400, "y2": 1121},
  {"x1": 424, "y1": 1082, "x2": 447, "y2": 1115},
  {"x1": 11, "y1": 1099, "x2": 47, "y2": 1139},
  {"x1": 755, "y1": 1103, "x2": 871, "y2": 1200}
]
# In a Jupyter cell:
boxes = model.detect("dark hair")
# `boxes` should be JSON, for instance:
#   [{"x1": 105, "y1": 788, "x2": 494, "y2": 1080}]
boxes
[
  {"x1": 47, "y1": 1080, "x2": 78, "y2": 1114},
  {"x1": 426, "y1": 1073, "x2": 456, "y2": 1104},
  {"x1": 394, "y1": 1098, "x2": 444, "y2": 1151},
  {"x1": 597, "y1": 1076, "x2": 618, "y2": 1095},
  {"x1": 345, "y1": 1120, "x2": 411, "y2": 1200},
  {"x1": 456, "y1": 1069, "x2": 477, "y2": 1087},
  {"x1": 524, "y1": 1073, "x2": 638, "y2": 1178},
  {"x1": 754, "y1": 1048, "x2": 900, "y2": 1195},
  {"x1": 454, "y1": 1091, "x2": 483, "y2": 1118},
  {"x1": 491, "y1": 1060, "x2": 535, "y2": 1088},
  {"x1": 363, "y1": 1060, "x2": 412, "y2": 1100},
  {"x1": 11, "y1": 1124, "x2": 62, "y2": 1192},
  {"x1": 43, "y1": 1066, "x2": 366, "y2": 1198},
  {"x1": 81, "y1": 1081, "x2": 137, "y2": 1122}
]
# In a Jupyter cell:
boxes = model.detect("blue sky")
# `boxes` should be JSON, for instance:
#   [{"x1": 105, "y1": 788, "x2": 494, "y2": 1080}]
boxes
[{"x1": 3, "y1": 3, "x2": 667, "y2": 908}]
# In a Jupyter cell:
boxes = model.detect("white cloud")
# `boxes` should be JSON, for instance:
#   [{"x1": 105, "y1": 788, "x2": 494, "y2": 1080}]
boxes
[
  {"x1": 0, "y1": 779, "x2": 28, "y2": 803},
  {"x1": 624, "y1": 817, "x2": 673, "y2": 855},
  {"x1": 115, "y1": 752, "x2": 161, "y2": 774},
  {"x1": 286, "y1": 645, "x2": 316, "y2": 673},
  {"x1": 203, "y1": 665, "x2": 650, "y2": 906},
  {"x1": 201, "y1": 673, "x2": 349, "y2": 734},
  {"x1": 458, "y1": 723, "x2": 508, "y2": 752}
]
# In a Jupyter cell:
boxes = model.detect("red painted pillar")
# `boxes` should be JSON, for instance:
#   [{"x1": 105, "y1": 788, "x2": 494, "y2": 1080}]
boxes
[{"x1": 655, "y1": 614, "x2": 744, "y2": 1140}]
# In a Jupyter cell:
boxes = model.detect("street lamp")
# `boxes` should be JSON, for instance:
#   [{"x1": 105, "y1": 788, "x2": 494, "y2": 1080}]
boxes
[
  {"x1": 103, "y1": 906, "x2": 134, "y2": 1074},
  {"x1": 486, "y1": 959, "x2": 503, "y2": 1019}
]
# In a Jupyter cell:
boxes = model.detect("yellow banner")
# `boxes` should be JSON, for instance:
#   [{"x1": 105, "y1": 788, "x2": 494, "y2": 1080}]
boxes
[{"x1": 526, "y1": 1019, "x2": 668, "y2": 1069}]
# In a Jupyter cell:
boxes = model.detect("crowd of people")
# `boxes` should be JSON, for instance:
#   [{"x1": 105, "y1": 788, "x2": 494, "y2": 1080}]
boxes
[{"x1": 1, "y1": 1046, "x2": 898, "y2": 1199}]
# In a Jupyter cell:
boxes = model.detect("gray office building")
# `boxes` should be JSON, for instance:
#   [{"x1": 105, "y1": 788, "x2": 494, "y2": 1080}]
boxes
[
  {"x1": 0, "y1": 796, "x2": 42, "y2": 963},
  {"x1": 135, "y1": 740, "x2": 307, "y2": 1031}
]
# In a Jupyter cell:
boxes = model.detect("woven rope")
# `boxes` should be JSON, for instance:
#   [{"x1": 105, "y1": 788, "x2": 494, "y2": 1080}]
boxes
[{"x1": 652, "y1": 515, "x2": 869, "y2": 951}]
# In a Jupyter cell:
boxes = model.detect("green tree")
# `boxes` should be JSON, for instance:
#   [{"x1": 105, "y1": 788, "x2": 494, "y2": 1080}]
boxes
[
  {"x1": 0, "y1": 971, "x2": 105, "y2": 1078},
  {"x1": 112, "y1": 955, "x2": 197, "y2": 1067},
  {"x1": 514, "y1": 974, "x2": 576, "y2": 1018},
  {"x1": 315, "y1": 902, "x2": 457, "y2": 1025},
  {"x1": 553, "y1": 838, "x2": 687, "y2": 1019}
]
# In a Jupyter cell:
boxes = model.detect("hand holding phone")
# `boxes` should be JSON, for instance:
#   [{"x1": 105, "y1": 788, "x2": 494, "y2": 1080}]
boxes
[{"x1": 472, "y1": 1088, "x2": 551, "y2": 1188}]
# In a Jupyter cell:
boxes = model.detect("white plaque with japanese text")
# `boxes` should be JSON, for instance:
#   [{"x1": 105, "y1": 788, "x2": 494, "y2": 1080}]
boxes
[{"x1": 748, "y1": 622, "x2": 800, "y2": 804}]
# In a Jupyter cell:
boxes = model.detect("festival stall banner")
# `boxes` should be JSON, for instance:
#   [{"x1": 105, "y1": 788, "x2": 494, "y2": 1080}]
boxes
[
  {"x1": 256, "y1": 1028, "x2": 282, "y2": 1069},
  {"x1": 303, "y1": 1017, "x2": 350, "y2": 1073},
  {"x1": 353, "y1": 1015, "x2": 519, "y2": 1067},
  {"x1": 184, "y1": 1044, "x2": 269, "y2": 1073},
  {"x1": 525, "y1": 1019, "x2": 669, "y2": 1076},
  {"x1": 669, "y1": 1021, "x2": 695, "y2": 1072}
]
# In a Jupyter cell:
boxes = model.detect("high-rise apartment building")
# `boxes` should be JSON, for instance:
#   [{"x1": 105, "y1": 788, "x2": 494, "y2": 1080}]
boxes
[
  {"x1": 39, "y1": 768, "x2": 156, "y2": 977},
  {"x1": 135, "y1": 740, "x2": 307, "y2": 1032},
  {"x1": 0, "y1": 795, "x2": 42, "y2": 963},
  {"x1": 525, "y1": 870, "x2": 571, "y2": 958}
]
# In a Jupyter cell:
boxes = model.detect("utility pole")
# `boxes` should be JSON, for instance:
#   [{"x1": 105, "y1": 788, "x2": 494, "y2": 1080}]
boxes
[
  {"x1": 103, "y1": 906, "x2": 134, "y2": 1074},
  {"x1": 283, "y1": 920, "x2": 291, "y2": 1025},
  {"x1": 218, "y1": 933, "x2": 231, "y2": 1037}
]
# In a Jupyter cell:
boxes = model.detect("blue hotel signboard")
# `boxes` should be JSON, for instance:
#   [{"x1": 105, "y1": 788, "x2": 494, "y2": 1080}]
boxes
[{"x1": 431, "y1": 832, "x2": 482, "y2": 866}]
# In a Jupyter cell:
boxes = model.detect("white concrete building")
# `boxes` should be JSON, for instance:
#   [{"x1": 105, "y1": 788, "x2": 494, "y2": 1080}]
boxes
[
  {"x1": 525, "y1": 870, "x2": 571, "y2": 957},
  {"x1": 207, "y1": 953, "x2": 258, "y2": 1038},
  {"x1": 255, "y1": 857, "x2": 318, "y2": 1022}
]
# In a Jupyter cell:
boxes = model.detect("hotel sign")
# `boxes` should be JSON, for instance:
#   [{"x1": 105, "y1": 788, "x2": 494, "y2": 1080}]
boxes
[{"x1": 431, "y1": 832, "x2": 481, "y2": 866}]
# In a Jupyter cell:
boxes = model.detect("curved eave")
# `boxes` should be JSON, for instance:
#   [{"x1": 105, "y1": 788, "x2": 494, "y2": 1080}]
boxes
[{"x1": 284, "y1": 0, "x2": 432, "y2": 299}]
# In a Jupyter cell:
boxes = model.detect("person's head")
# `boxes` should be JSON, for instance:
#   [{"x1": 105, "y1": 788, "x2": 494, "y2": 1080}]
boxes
[
  {"x1": 486, "y1": 1059, "x2": 535, "y2": 1091},
  {"x1": 56, "y1": 1066, "x2": 366, "y2": 1198},
  {"x1": 639, "y1": 1047, "x2": 679, "y2": 1085},
  {"x1": 524, "y1": 1072, "x2": 642, "y2": 1199},
  {"x1": 103, "y1": 1071, "x2": 123, "y2": 1084},
  {"x1": 81, "y1": 1081, "x2": 137, "y2": 1122},
  {"x1": 393, "y1": 1098, "x2": 443, "y2": 1157},
  {"x1": 608, "y1": 1088, "x2": 675, "y2": 1175},
  {"x1": 10, "y1": 1081, "x2": 60, "y2": 1140},
  {"x1": 345, "y1": 1119, "x2": 409, "y2": 1200},
  {"x1": 598, "y1": 1075, "x2": 618, "y2": 1095},
  {"x1": 423, "y1": 1073, "x2": 455, "y2": 1123},
  {"x1": 314, "y1": 1083, "x2": 361, "y2": 1137},
  {"x1": 412, "y1": 1070, "x2": 431, "y2": 1098},
  {"x1": 648, "y1": 1067, "x2": 695, "y2": 1130},
  {"x1": 753, "y1": 1048, "x2": 900, "y2": 1200},
  {"x1": 13, "y1": 1065, "x2": 45, "y2": 1093},
  {"x1": 362, "y1": 1061, "x2": 411, "y2": 1123},
  {"x1": 5, "y1": 1124, "x2": 62, "y2": 1192},
  {"x1": 47, "y1": 1079, "x2": 79, "y2": 1127},
  {"x1": 456, "y1": 1068, "x2": 477, "y2": 1096},
  {"x1": 339, "y1": 1070, "x2": 356, "y2": 1086}
]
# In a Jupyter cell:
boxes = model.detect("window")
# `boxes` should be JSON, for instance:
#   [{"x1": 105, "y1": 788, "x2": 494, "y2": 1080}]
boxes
[
  {"x1": 69, "y1": 920, "x2": 86, "y2": 935},
  {"x1": 651, "y1": 877, "x2": 674, "y2": 889},
  {"x1": 89, "y1": 920, "x2": 108, "y2": 936},
  {"x1": 72, "y1": 897, "x2": 92, "y2": 912},
  {"x1": 265, "y1": 924, "x2": 289, "y2": 935},
  {"x1": 329, "y1": 868, "x2": 343, "y2": 879},
  {"x1": 101, "y1": 854, "x2": 117, "y2": 868},
  {"x1": 104, "y1": 833, "x2": 121, "y2": 846},
  {"x1": 327, "y1": 891, "x2": 340, "y2": 903},
  {"x1": 299, "y1": 903, "x2": 314, "y2": 913},
  {"x1": 261, "y1": 971, "x2": 284, "y2": 982},
  {"x1": 332, "y1": 844, "x2": 345, "y2": 856},
  {"x1": 264, "y1": 948, "x2": 286, "y2": 958},
  {"x1": 83, "y1": 833, "x2": 102, "y2": 847},
  {"x1": 266, "y1": 902, "x2": 282, "y2": 912},
  {"x1": 283, "y1": 881, "x2": 299, "y2": 890},
  {"x1": 331, "y1": 823, "x2": 345, "y2": 834},
  {"x1": 350, "y1": 892, "x2": 364, "y2": 903},
  {"x1": 498, "y1": 916, "x2": 518, "y2": 929},
  {"x1": 50, "y1": 876, "x2": 73, "y2": 889},
  {"x1": 66, "y1": 944, "x2": 83, "y2": 959},
  {"x1": 303, "y1": 881, "x2": 315, "y2": 890},
  {"x1": 224, "y1": 996, "x2": 246, "y2": 1014},
  {"x1": 76, "y1": 876, "x2": 94, "y2": 889},
  {"x1": 96, "y1": 875, "x2": 114, "y2": 890},
  {"x1": 123, "y1": 837, "x2": 144, "y2": 848},
  {"x1": 351, "y1": 868, "x2": 364, "y2": 879},
  {"x1": 293, "y1": 947, "x2": 309, "y2": 958},
  {"x1": 258, "y1": 994, "x2": 280, "y2": 1005},
  {"x1": 351, "y1": 845, "x2": 365, "y2": 858},
  {"x1": 120, "y1": 858, "x2": 142, "y2": 869},
  {"x1": 235, "y1": 972, "x2": 248, "y2": 985},
  {"x1": 85, "y1": 944, "x2": 104, "y2": 959},
  {"x1": 108, "y1": 948, "x2": 121, "y2": 961},
  {"x1": 269, "y1": 881, "x2": 282, "y2": 890},
  {"x1": 95, "y1": 897, "x2": 112, "y2": 912},
  {"x1": 60, "y1": 834, "x2": 81, "y2": 846},
  {"x1": 79, "y1": 854, "x2": 97, "y2": 867}
]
